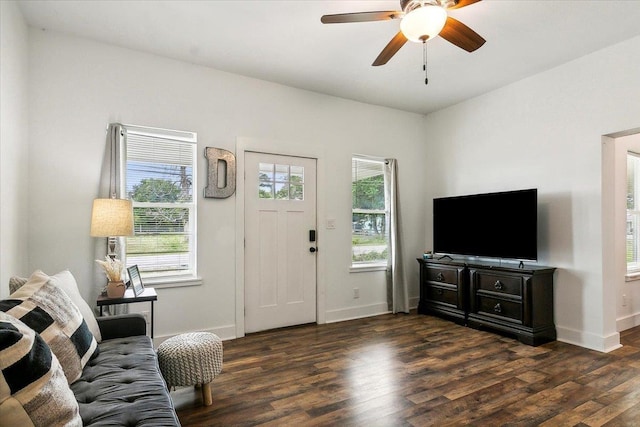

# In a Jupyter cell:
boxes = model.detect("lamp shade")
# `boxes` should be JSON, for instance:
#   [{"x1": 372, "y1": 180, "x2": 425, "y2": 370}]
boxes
[
  {"x1": 90, "y1": 198, "x2": 134, "y2": 237},
  {"x1": 400, "y1": 5, "x2": 447, "y2": 43}
]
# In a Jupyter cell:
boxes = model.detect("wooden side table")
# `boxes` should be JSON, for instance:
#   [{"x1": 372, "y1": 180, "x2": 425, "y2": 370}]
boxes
[{"x1": 97, "y1": 288, "x2": 158, "y2": 337}]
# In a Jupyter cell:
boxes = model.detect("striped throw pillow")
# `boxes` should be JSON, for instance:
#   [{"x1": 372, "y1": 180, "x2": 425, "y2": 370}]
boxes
[
  {"x1": 10, "y1": 271, "x2": 102, "y2": 342},
  {"x1": 0, "y1": 312, "x2": 81, "y2": 427},
  {"x1": 0, "y1": 271, "x2": 98, "y2": 384}
]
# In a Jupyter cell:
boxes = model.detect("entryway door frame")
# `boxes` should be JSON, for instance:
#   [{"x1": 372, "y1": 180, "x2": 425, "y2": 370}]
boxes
[
  {"x1": 235, "y1": 137, "x2": 327, "y2": 338},
  {"x1": 602, "y1": 127, "x2": 640, "y2": 351}
]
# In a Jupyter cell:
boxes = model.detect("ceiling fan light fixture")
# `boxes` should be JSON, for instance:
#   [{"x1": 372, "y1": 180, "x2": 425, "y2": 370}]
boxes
[{"x1": 400, "y1": 5, "x2": 447, "y2": 43}]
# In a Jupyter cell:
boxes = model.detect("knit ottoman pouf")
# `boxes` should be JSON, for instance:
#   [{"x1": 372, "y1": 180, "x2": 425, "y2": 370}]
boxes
[{"x1": 157, "y1": 332, "x2": 223, "y2": 406}]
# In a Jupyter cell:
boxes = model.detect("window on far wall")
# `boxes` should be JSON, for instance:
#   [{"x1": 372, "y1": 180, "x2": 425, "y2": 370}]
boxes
[
  {"x1": 122, "y1": 124, "x2": 197, "y2": 282},
  {"x1": 352, "y1": 156, "x2": 389, "y2": 268},
  {"x1": 627, "y1": 152, "x2": 640, "y2": 275}
]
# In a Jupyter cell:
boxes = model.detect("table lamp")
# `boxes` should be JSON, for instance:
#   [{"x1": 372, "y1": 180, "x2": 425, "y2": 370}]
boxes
[{"x1": 90, "y1": 198, "x2": 134, "y2": 259}]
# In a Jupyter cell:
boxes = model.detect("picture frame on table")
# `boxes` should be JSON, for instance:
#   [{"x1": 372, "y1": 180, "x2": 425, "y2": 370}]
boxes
[{"x1": 127, "y1": 265, "x2": 144, "y2": 297}]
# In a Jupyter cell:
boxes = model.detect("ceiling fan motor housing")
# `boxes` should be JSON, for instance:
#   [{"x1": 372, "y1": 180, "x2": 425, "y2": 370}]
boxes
[{"x1": 400, "y1": 0, "x2": 456, "y2": 12}]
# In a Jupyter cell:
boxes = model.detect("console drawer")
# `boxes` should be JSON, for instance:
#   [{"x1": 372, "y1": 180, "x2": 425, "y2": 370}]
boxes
[
  {"x1": 477, "y1": 295, "x2": 522, "y2": 323},
  {"x1": 425, "y1": 284, "x2": 458, "y2": 307},
  {"x1": 475, "y1": 271, "x2": 523, "y2": 297},
  {"x1": 425, "y1": 266, "x2": 459, "y2": 285}
]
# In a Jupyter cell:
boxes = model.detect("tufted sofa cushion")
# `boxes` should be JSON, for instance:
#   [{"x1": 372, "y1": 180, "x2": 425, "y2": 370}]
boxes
[{"x1": 71, "y1": 335, "x2": 180, "y2": 426}]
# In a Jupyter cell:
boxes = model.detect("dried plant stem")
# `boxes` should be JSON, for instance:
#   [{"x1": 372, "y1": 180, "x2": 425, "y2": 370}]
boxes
[{"x1": 95, "y1": 256, "x2": 124, "y2": 282}]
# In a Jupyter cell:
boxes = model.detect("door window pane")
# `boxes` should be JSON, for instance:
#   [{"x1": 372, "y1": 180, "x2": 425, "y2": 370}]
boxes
[
  {"x1": 259, "y1": 182, "x2": 274, "y2": 199},
  {"x1": 275, "y1": 182, "x2": 289, "y2": 200},
  {"x1": 275, "y1": 164, "x2": 289, "y2": 182},
  {"x1": 257, "y1": 163, "x2": 304, "y2": 201},
  {"x1": 290, "y1": 184, "x2": 304, "y2": 200}
]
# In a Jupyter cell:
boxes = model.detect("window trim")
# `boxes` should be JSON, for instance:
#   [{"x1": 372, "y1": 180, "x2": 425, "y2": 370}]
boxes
[
  {"x1": 351, "y1": 154, "x2": 389, "y2": 271},
  {"x1": 121, "y1": 124, "x2": 199, "y2": 285}
]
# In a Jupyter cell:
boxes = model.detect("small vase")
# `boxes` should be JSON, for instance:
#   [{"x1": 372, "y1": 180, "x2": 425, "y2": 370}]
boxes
[{"x1": 106, "y1": 281, "x2": 126, "y2": 298}]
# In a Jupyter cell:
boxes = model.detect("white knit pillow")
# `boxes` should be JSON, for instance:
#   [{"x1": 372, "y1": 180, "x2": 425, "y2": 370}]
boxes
[{"x1": 0, "y1": 312, "x2": 81, "y2": 426}]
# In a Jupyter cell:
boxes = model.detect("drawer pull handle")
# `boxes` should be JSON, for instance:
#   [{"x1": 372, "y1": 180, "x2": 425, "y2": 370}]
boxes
[
  {"x1": 436, "y1": 289, "x2": 444, "y2": 295},
  {"x1": 494, "y1": 280, "x2": 504, "y2": 291},
  {"x1": 494, "y1": 303, "x2": 502, "y2": 313},
  {"x1": 436, "y1": 273, "x2": 444, "y2": 281}
]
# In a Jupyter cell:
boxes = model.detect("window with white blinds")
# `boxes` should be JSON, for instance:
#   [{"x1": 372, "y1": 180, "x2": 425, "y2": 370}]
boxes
[
  {"x1": 122, "y1": 125, "x2": 197, "y2": 281},
  {"x1": 628, "y1": 152, "x2": 640, "y2": 275},
  {"x1": 351, "y1": 156, "x2": 388, "y2": 268}
]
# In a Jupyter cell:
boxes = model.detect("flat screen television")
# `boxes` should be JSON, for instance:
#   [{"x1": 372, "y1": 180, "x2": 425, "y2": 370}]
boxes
[{"x1": 433, "y1": 188, "x2": 537, "y2": 261}]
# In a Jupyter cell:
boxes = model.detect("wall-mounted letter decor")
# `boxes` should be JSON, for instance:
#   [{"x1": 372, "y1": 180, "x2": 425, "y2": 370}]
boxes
[{"x1": 205, "y1": 147, "x2": 236, "y2": 198}]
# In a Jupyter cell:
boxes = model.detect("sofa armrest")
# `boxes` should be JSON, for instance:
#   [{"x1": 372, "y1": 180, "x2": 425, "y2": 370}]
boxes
[{"x1": 97, "y1": 314, "x2": 147, "y2": 341}]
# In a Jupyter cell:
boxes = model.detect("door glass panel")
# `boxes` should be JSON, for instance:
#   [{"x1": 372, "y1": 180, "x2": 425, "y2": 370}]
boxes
[
  {"x1": 259, "y1": 182, "x2": 274, "y2": 199},
  {"x1": 259, "y1": 163, "x2": 273, "y2": 181},
  {"x1": 275, "y1": 164, "x2": 289, "y2": 182},
  {"x1": 275, "y1": 182, "x2": 289, "y2": 200},
  {"x1": 291, "y1": 166, "x2": 304, "y2": 183},
  {"x1": 290, "y1": 184, "x2": 303, "y2": 200}
]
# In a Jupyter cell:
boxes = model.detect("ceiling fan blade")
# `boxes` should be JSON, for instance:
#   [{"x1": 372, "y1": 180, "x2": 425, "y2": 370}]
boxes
[
  {"x1": 372, "y1": 31, "x2": 408, "y2": 66},
  {"x1": 439, "y1": 16, "x2": 486, "y2": 52},
  {"x1": 447, "y1": 0, "x2": 482, "y2": 10},
  {"x1": 321, "y1": 11, "x2": 402, "y2": 24}
]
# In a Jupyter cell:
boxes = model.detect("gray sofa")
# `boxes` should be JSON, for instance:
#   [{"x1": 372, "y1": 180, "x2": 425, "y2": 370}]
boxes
[{"x1": 71, "y1": 314, "x2": 181, "y2": 426}]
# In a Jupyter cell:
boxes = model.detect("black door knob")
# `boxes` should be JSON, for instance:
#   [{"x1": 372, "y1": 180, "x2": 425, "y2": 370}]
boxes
[{"x1": 309, "y1": 247, "x2": 317, "y2": 253}]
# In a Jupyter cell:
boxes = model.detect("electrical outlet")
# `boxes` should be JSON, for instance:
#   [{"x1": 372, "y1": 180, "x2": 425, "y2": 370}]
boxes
[
  {"x1": 141, "y1": 310, "x2": 150, "y2": 323},
  {"x1": 353, "y1": 288, "x2": 360, "y2": 299},
  {"x1": 623, "y1": 294, "x2": 628, "y2": 307}
]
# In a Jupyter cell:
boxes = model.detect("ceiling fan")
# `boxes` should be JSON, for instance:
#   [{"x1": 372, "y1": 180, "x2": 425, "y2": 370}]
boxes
[{"x1": 321, "y1": 0, "x2": 485, "y2": 67}]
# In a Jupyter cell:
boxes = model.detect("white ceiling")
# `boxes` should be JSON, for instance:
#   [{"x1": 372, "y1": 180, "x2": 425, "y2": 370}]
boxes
[{"x1": 17, "y1": 0, "x2": 640, "y2": 115}]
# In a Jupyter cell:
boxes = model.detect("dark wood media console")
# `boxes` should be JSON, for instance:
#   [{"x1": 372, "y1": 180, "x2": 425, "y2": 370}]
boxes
[{"x1": 417, "y1": 258, "x2": 556, "y2": 346}]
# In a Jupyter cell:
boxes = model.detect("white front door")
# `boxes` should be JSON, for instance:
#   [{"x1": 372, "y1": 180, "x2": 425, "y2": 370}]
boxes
[{"x1": 244, "y1": 152, "x2": 317, "y2": 333}]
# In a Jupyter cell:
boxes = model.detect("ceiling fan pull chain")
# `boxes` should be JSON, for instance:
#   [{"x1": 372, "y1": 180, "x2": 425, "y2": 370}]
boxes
[{"x1": 423, "y1": 41, "x2": 429, "y2": 85}]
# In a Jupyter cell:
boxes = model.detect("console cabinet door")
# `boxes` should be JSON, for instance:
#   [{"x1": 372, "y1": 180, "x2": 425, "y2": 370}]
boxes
[
  {"x1": 469, "y1": 269, "x2": 526, "y2": 325},
  {"x1": 418, "y1": 260, "x2": 466, "y2": 323}
]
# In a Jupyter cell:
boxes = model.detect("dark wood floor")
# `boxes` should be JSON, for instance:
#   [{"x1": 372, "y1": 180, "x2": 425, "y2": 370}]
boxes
[{"x1": 173, "y1": 313, "x2": 640, "y2": 426}]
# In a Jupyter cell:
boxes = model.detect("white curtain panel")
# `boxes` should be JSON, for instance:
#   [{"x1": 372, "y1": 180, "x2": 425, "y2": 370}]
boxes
[
  {"x1": 385, "y1": 159, "x2": 409, "y2": 314},
  {"x1": 92, "y1": 123, "x2": 128, "y2": 315}
]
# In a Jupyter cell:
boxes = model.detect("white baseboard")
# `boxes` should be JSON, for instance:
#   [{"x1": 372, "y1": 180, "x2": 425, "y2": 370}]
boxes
[
  {"x1": 152, "y1": 324, "x2": 236, "y2": 348},
  {"x1": 325, "y1": 302, "x2": 391, "y2": 323},
  {"x1": 617, "y1": 311, "x2": 640, "y2": 332},
  {"x1": 556, "y1": 325, "x2": 621, "y2": 353}
]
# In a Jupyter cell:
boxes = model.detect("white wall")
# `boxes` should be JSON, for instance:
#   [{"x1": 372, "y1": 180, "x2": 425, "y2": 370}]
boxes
[
  {"x1": 0, "y1": 1, "x2": 29, "y2": 298},
  {"x1": 424, "y1": 36, "x2": 640, "y2": 352},
  {"x1": 26, "y1": 30, "x2": 427, "y2": 340}
]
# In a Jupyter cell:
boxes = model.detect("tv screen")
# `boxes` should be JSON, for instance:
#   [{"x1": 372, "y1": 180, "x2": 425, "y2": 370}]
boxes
[{"x1": 433, "y1": 189, "x2": 537, "y2": 261}]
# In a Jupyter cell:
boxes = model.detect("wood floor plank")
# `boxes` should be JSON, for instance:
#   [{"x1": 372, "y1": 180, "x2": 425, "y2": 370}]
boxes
[{"x1": 173, "y1": 312, "x2": 640, "y2": 426}]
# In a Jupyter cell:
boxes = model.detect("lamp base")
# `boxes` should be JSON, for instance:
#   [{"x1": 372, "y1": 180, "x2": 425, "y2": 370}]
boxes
[{"x1": 107, "y1": 237, "x2": 118, "y2": 260}]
